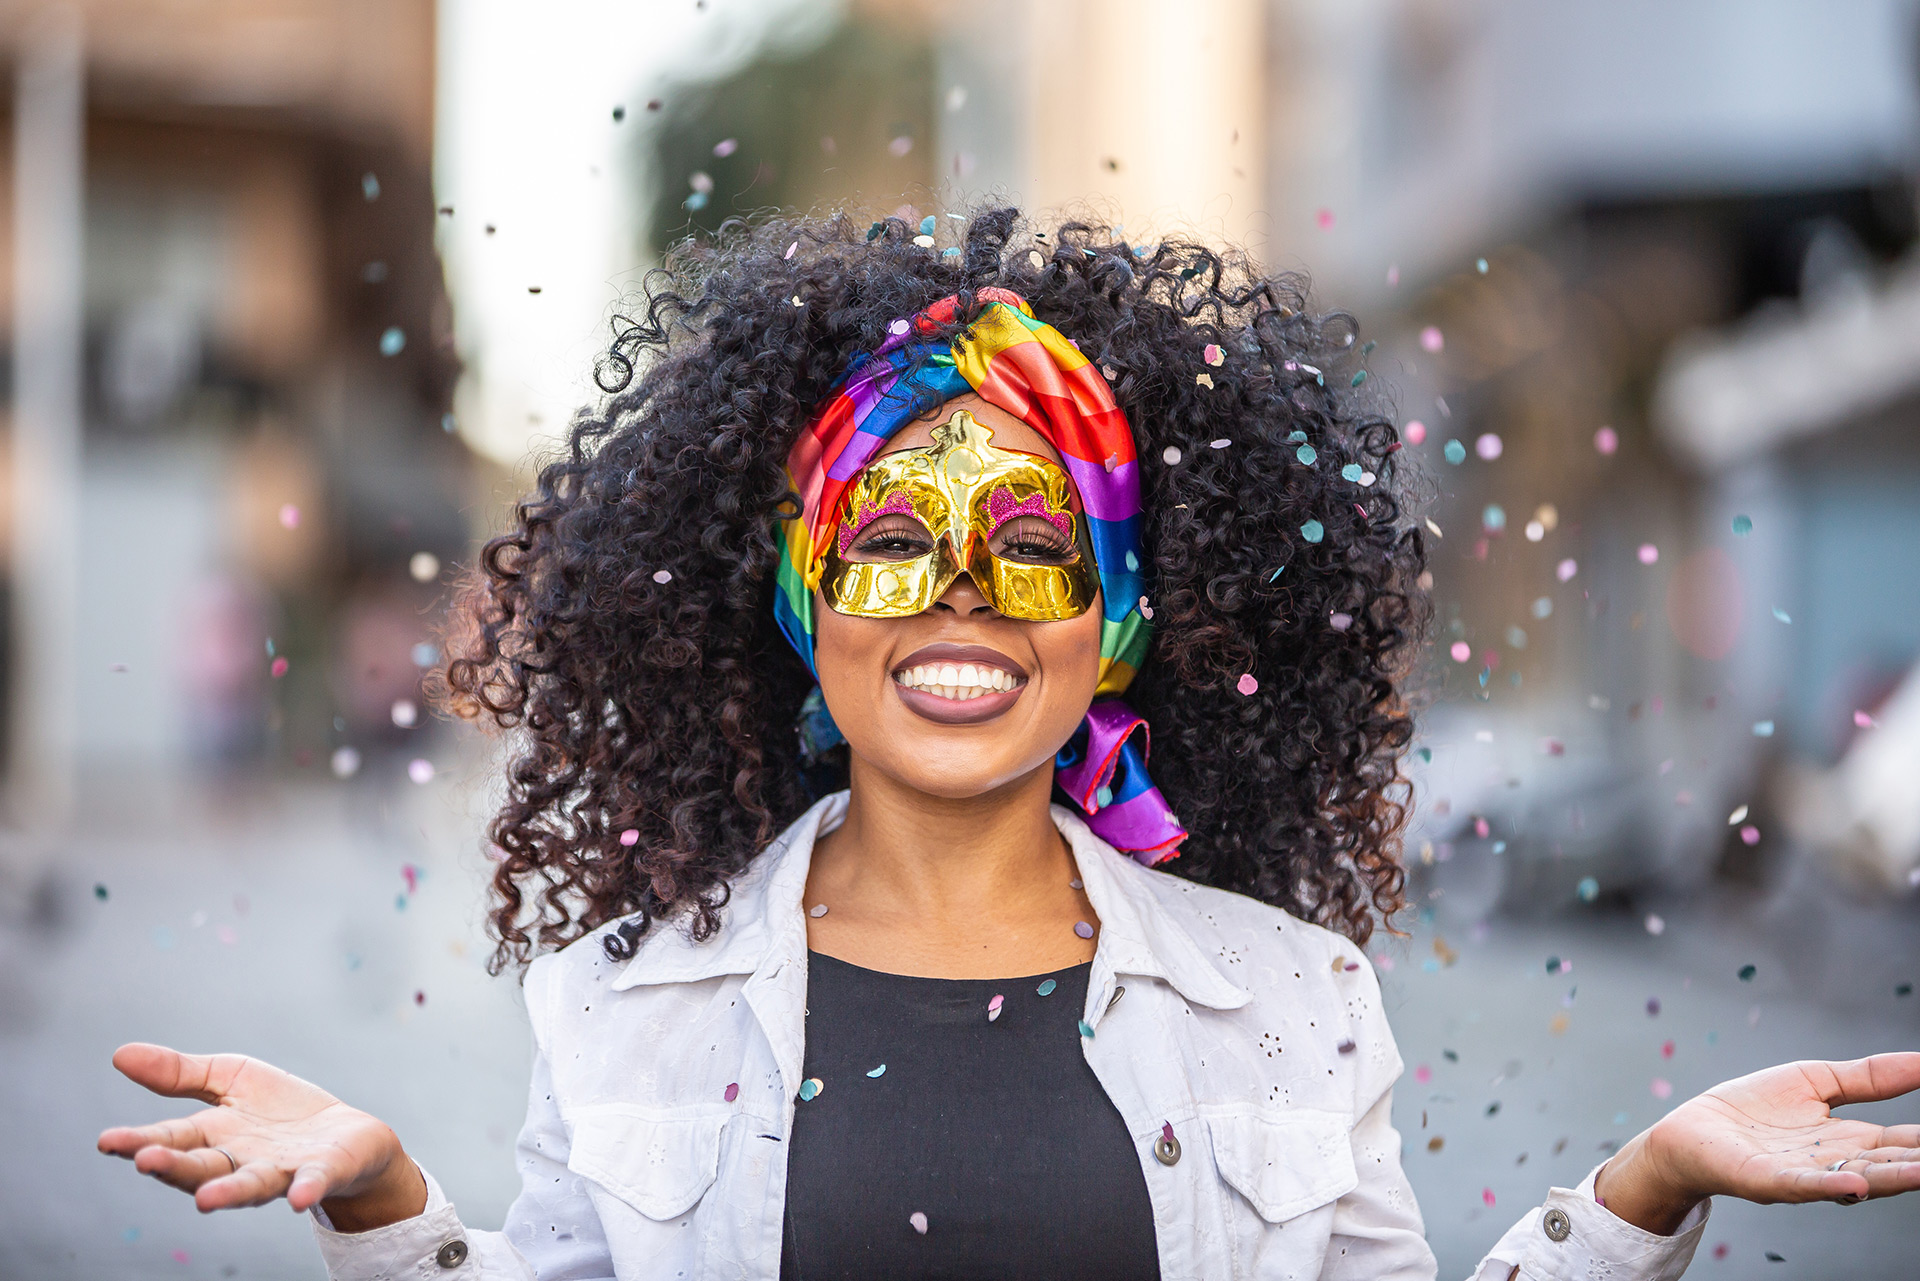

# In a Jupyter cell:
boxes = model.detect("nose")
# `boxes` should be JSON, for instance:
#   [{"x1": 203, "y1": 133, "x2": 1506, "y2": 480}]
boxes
[{"x1": 930, "y1": 568, "x2": 999, "y2": 618}]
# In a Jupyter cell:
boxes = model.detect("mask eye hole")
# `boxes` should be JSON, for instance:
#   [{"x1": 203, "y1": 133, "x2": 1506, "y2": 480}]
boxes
[
  {"x1": 989, "y1": 514, "x2": 1077, "y2": 565},
  {"x1": 843, "y1": 513, "x2": 936, "y2": 562}
]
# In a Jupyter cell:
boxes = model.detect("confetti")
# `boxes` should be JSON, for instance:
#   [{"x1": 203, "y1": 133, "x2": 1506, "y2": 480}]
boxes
[
  {"x1": 1475, "y1": 433, "x2": 1503, "y2": 460},
  {"x1": 1404, "y1": 420, "x2": 1427, "y2": 445},
  {"x1": 1428, "y1": 1135, "x2": 1444, "y2": 1152},
  {"x1": 1351, "y1": 370, "x2": 1368, "y2": 387},
  {"x1": 1752, "y1": 721, "x2": 1774, "y2": 737},
  {"x1": 1387, "y1": 265, "x2": 1400, "y2": 287},
  {"x1": 408, "y1": 758, "x2": 435, "y2": 784},
  {"x1": 1203, "y1": 343, "x2": 1224, "y2": 366},
  {"x1": 1426, "y1": 518, "x2": 1444, "y2": 539},
  {"x1": 1341, "y1": 463, "x2": 1363, "y2": 482},
  {"x1": 1475, "y1": 258, "x2": 1489, "y2": 274},
  {"x1": 391, "y1": 699, "x2": 418, "y2": 729},
  {"x1": 1316, "y1": 208, "x2": 1335, "y2": 229},
  {"x1": 798, "y1": 1078, "x2": 823, "y2": 1101},
  {"x1": 1236, "y1": 673, "x2": 1260, "y2": 696},
  {"x1": 1765, "y1": 1251, "x2": 1784, "y2": 1262},
  {"x1": 379, "y1": 327, "x2": 405, "y2": 356},
  {"x1": 987, "y1": 994, "x2": 1004, "y2": 1021},
  {"x1": 1074, "y1": 920, "x2": 1094, "y2": 939},
  {"x1": 1329, "y1": 612, "x2": 1353, "y2": 631},
  {"x1": 1577, "y1": 877, "x2": 1599, "y2": 902},
  {"x1": 910, "y1": 1211, "x2": 929, "y2": 1235},
  {"x1": 409, "y1": 551, "x2": 440, "y2": 582},
  {"x1": 808, "y1": 904, "x2": 828, "y2": 918},
  {"x1": 411, "y1": 642, "x2": 439, "y2": 668},
  {"x1": 1450, "y1": 641, "x2": 1471, "y2": 663},
  {"x1": 1415, "y1": 1063, "x2": 1432, "y2": 1083},
  {"x1": 1637, "y1": 543, "x2": 1659, "y2": 565},
  {"x1": 1732, "y1": 514, "x2": 1752, "y2": 535},
  {"x1": 652, "y1": 569, "x2": 673, "y2": 584},
  {"x1": 1210, "y1": 438, "x2": 1232, "y2": 449},
  {"x1": 1738, "y1": 964, "x2": 1757, "y2": 981},
  {"x1": 414, "y1": 990, "x2": 426, "y2": 1006},
  {"x1": 1728, "y1": 804, "x2": 1749, "y2": 825},
  {"x1": 1037, "y1": 979, "x2": 1057, "y2": 997},
  {"x1": 1483, "y1": 505, "x2": 1506, "y2": 532},
  {"x1": 94, "y1": 883, "x2": 108, "y2": 901},
  {"x1": 1296, "y1": 444, "x2": 1318, "y2": 465},
  {"x1": 1299, "y1": 519, "x2": 1325, "y2": 543},
  {"x1": 270, "y1": 656, "x2": 289, "y2": 678},
  {"x1": 1163, "y1": 446, "x2": 1183, "y2": 465},
  {"x1": 1443, "y1": 439, "x2": 1466, "y2": 465},
  {"x1": 1594, "y1": 426, "x2": 1619, "y2": 455},
  {"x1": 1644, "y1": 914, "x2": 1665, "y2": 935},
  {"x1": 866, "y1": 1064, "x2": 886, "y2": 1078},
  {"x1": 724, "y1": 1082, "x2": 739, "y2": 1102},
  {"x1": 1713, "y1": 1243, "x2": 1729, "y2": 1260},
  {"x1": 1556, "y1": 558, "x2": 1578, "y2": 582},
  {"x1": 278, "y1": 504, "x2": 300, "y2": 530},
  {"x1": 712, "y1": 137, "x2": 738, "y2": 157},
  {"x1": 1651, "y1": 1077, "x2": 1673, "y2": 1099},
  {"x1": 1078, "y1": 1019, "x2": 1095, "y2": 1038},
  {"x1": 1661, "y1": 1039, "x2": 1675, "y2": 1058},
  {"x1": 1419, "y1": 326, "x2": 1444, "y2": 353},
  {"x1": 1771, "y1": 607, "x2": 1791, "y2": 624},
  {"x1": 888, "y1": 135, "x2": 913, "y2": 157},
  {"x1": 330, "y1": 747, "x2": 361, "y2": 779},
  {"x1": 1739, "y1": 824, "x2": 1760, "y2": 845},
  {"x1": 172, "y1": 1248, "x2": 191, "y2": 1264},
  {"x1": 1482, "y1": 1188, "x2": 1496, "y2": 1207},
  {"x1": 361, "y1": 172, "x2": 380, "y2": 201},
  {"x1": 1336, "y1": 1038, "x2": 1356, "y2": 1054},
  {"x1": 1195, "y1": 372, "x2": 1214, "y2": 388}
]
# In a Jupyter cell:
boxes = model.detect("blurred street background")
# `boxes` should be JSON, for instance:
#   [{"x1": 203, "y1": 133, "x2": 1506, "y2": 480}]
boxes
[{"x1": 0, "y1": 1, "x2": 1916, "y2": 1276}]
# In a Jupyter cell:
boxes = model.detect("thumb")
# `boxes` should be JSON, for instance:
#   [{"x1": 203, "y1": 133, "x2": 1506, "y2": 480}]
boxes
[{"x1": 112, "y1": 1043, "x2": 224, "y2": 1104}]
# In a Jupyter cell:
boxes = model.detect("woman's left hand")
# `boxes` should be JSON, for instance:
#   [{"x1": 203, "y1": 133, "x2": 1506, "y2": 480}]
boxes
[{"x1": 1594, "y1": 1052, "x2": 1920, "y2": 1234}]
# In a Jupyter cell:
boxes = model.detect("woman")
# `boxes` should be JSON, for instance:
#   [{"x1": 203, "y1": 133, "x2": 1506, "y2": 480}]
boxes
[{"x1": 99, "y1": 208, "x2": 1919, "y2": 1280}]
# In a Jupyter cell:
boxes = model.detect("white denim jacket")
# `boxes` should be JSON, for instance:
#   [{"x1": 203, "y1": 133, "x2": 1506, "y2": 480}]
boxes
[{"x1": 313, "y1": 791, "x2": 1709, "y2": 1280}]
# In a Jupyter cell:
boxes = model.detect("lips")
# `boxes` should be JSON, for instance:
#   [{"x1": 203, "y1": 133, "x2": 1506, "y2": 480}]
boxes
[{"x1": 891, "y1": 643, "x2": 1028, "y2": 725}]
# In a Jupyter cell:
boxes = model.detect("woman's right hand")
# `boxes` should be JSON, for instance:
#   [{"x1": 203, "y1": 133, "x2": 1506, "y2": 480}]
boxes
[{"x1": 96, "y1": 1043, "x2": 427, "y2": 1232}]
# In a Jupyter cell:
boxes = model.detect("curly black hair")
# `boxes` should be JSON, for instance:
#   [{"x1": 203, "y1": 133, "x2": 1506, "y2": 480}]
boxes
[{"x1": 443, "y1": 204, "x2": 1429, "y2": 974}]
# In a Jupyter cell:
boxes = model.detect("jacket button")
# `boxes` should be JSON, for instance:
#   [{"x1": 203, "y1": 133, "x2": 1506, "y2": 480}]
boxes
[
  {"x1": 1106, "y1": 985, "x2": 1126, "y2": 1013},
  {"x1": 436, "y1": 1239, "x2": 470, "y2": 1268},
  {"x1": 1542, "y1": 1207, "x2": 1571, "y2": 1242},
  {"x1": 1153, "y1": 1134, "x2": 1181, "y2": 1166}
]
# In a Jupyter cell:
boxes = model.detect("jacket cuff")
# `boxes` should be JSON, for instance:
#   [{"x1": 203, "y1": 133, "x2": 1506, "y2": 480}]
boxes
[
  {"x1": 310, "y1": 1165, "x2": 475, "y2": 1279},
  {"x1": 1513, "y1": 1163, "x2": 1710, "y2": 1280}
]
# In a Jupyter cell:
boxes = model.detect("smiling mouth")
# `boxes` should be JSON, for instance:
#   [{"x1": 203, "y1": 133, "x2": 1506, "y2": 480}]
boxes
[{"x1": 891, "y1": 661, "x2": 1026, "y2": 702}]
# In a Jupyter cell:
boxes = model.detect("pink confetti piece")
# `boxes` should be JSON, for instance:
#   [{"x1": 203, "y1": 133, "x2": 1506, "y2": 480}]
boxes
[
  {"x1": 1475, "y1": 433, "x2": 1503, "y2": 460},
  {"x1": 1414, "y1": 1063, "x2": 1432, "y2": 1084},
  {"x1": 619, "y1": 829, "x2": 640, "y2": 846},
  {"x1": 1651, "y1": 1077, "x2": 1673, "y2": 1099},
  {"x1": 724, "y1": 1082, "x2": 739, "y2": 1102},
  {"x1": 278, "y1": 504, "x2": 300, "y2": 530},
  {"x1": 1854, "y1": 710, "x2": 1876, "y2": 728},
  {"x1": 1203, "y1": 343, "x2": 1224, "y2": 366},
  {"x1": 172, "y1": 1249, "x2": 190, "y2": 1264},
  {"x1": 270, "y1": 656, "x2": 289, "y2": 678},
  {"x1": 1556, "y1": 558, "x2": 1578, "y2": 582},
  {"x1": 1594, "y1": 426, "x2": 1619, "y2": 455},
  {"x1": 713, "y1": 138, "x2": 738, "y2": 157},
  {"x1": 1315, "y1": 208, "x2": 1334, "y2": 229},
  {"x1": 1236, "y1": 673, "x2": 1259, "y2": 696},
  {"x1": 407, "y1": 758, "x2": 435, "y2": 785},
  {"x1": 1661, "y1": 1039, "x2": 1675, "y2": 1058},
  {"x1": 784, "y1": 242, "x2": 798, "y2": 259},
  {"x1": 401, "y1": 863, "x2": 419, "y2": 893},
  {"x1": 1739, "y1": 824, "x2": 1760, "y2": 846},
  {"x1": 1162, "y1": 1121, "x2": 1176, "y2": 1143},
  {"x1": 1449, "y1": 641, "x2": 1471, "y2": 663},
  {"x1": 1419, "y1": 326, "x2": 1444, "y2": 353},
  {"x1": 1482, "y1": 1187, "x2": 1496, "y2": 1207},
  {"x1": 1404, "y1": 420, "x2": 1426, "y2": 445},
  {"x1": 1637, "y1": 543, "x2": 1659, "y2": 565},
  {"x1": 1329, "y1": 612, "x2": 1353, "y2": 631},
  {"x1": 1473, "y1": 816, "x2": 1491, "y2": 839}
]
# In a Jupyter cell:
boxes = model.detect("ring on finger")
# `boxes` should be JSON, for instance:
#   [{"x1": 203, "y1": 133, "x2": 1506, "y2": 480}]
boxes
[
  {"x1": 1835, "y1": 1192, "x2": 1865, "y2": 1205},
  {"x1": 214, "y1": 1147, "x2": 239, "y2": 1174}
]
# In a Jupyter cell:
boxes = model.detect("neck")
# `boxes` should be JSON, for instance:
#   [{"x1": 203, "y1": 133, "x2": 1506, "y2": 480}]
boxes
[{"x1": 803, "y1": 753, "x2": 1094, "y2": 977}]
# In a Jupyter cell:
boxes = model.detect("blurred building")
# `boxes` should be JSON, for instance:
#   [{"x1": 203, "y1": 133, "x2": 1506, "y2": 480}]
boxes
[{"x1": 1, "y1": 0, "x2": 473, "y2": 834}]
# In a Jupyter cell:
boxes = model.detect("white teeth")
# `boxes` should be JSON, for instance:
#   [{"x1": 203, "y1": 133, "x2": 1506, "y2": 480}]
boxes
[{"x1": 892, "y1": 661, "x2": 1023, "y2": 699}]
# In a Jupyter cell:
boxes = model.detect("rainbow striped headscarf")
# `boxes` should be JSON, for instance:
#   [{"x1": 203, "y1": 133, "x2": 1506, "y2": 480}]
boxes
[{"x1": 774, "y1": 288, "x2": 1185, "y2": 863}]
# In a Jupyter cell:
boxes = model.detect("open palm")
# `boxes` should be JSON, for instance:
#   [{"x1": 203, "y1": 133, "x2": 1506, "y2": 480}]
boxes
[
  {"x1": 1649, "y1": 1053, "x2": 1920, "y2": 1207},
  {"x1": 96, "y1": 1043, "x2": 414, "y2": 1217}
]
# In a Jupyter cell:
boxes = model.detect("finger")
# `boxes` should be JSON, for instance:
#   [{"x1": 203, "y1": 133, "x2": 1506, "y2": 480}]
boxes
[
  {"x1": 132, "y1": 1144, "x2": 238, "y2": 1195},
  {"x1": 196, "y1": 1160, "x2": 294, "y2": 1213},
  {"x1": 1860, "y1": 1159, "x2": 1920, "y2": 1200},
  {"x1": 112, "y1": 1044, "x2": 249, "y2": 1105},
  {"x1": 1802, "y1": 1053, "x2": 1920, "y2": 1109},
  {"x1": 98, "y1": 1115, "x2": 213, "y2": 1158},
  {"x1": 287, "y1": 1158, "x2": 353, "y2": 1214}
]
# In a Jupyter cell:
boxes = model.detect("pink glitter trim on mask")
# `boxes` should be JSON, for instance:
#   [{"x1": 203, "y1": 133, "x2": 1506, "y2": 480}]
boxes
[
  {"x1": 836, "y1": 490, "x2": 918, "y2": 554},
  {"x1": 986, "y1": 487, "x2": 1072, "y2": 540}
]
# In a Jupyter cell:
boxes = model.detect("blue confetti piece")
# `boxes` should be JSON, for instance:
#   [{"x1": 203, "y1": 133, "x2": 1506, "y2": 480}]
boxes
[
  {"x1": 1268, "y1": 564, "x2": 1287, "y2": 582},
  {"x1": 1350, "y1": 370, "x2": 1368, "y2": 387},
  {"x1": 1476, "y1": 257, "x2": 1489, "y2": 274},
  {"x1": 798, "y1": 1078, "x2": 822, "y2": 1101},
  {"x1": 919, "y1": 215, "x2": 936, "y2": 235},
  {"x1": 942, "y1": 246, "x2": 961, "y2": 258},
  {"x1": 1296, "y1": 444, "x2": 1318, "y2": 465},
  {"x1": 1124, "y1": 550, "x2": 1139, "y2": 572},
  {"x1": 866, "y1": 1064, "x2": 886, "y2": 1078},
  {"x1": 1732, "y1": 514, "x2": 1752, "y2": 535},
  {"x1": 1300, "y1": 519, "x2": 1325, "y2": 544},
  {"x1": 1078, "y1": 1019, "x2": 1095, "y2": 1038},
  {"x1": 1577, "y1": 876, "x2": 1599, "y2": 902},
  {"x1": 1287, "y1": 430, "x2": 1308, "y2": 443},
  {"x1": 1037, "y1": 978, "x2": 1057, "y2": 997},
  {"x1": 1095, "y1": 784, "x2": 1113, "y2": 807},
  {"x1": 1341, "y1": 463, "x2": 1363, "y2": 482},
  {"x1": 1771, "y1": 607, "x2": 1791, "y2": 624},
  {"x1": 379, "y1": 326, "x2": 405, "y2": 357},
  {"x1": 362, "y1": 172, "x2": 381, "y2": 201},
  {"x1": 685, "y1": 190, "x2": 709, "y2": 211},
  {"x1": 1753, "y1": 720, "x2": 1775, "y2": 737},
  {"x1": 1443, "y1": 439, "x2": 1466, "y2": 465},
  {"x1": 1612, "y1": 1110, "x2": 1629, "y2": 1126},
  {"x1": 1482, "y1": 504, "x2": 1506, "y2": 531}
]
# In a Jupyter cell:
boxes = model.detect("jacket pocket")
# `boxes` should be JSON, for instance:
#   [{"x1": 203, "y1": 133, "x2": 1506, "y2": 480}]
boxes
[
  {"x1": 1205, "y1": 1108, "x2": 1358, "y2": 1222},
  {"x1": 563, "y1": 1105, "x2": 728, "y2": 1221}
]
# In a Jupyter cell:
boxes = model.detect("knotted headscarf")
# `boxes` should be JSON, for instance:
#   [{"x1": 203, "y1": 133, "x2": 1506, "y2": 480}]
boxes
[{"x1": 775, "y1": 288, "x2": 1185, "y2": 864}]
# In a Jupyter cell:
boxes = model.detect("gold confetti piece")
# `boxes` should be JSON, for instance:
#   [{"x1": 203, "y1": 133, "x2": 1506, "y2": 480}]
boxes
[{"x1": 1196, "y1": 372, "x2": 1215, "y2": 388}]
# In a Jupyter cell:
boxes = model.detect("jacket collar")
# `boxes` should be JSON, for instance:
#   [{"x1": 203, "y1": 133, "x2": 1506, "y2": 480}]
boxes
[{"x1": 609, "y1": 790, "x2": 1249, "y2": 1012}]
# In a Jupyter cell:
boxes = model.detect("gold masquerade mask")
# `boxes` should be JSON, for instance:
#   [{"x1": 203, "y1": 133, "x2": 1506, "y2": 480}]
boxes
[{"x1": 819, "y1": 410, "x2": 1099, "y2": 621}]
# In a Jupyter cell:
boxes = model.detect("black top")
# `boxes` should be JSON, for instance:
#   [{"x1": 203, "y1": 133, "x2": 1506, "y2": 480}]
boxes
[{"x1": 780, "y1": 951, "x2": 1161, "y2": 1281}]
